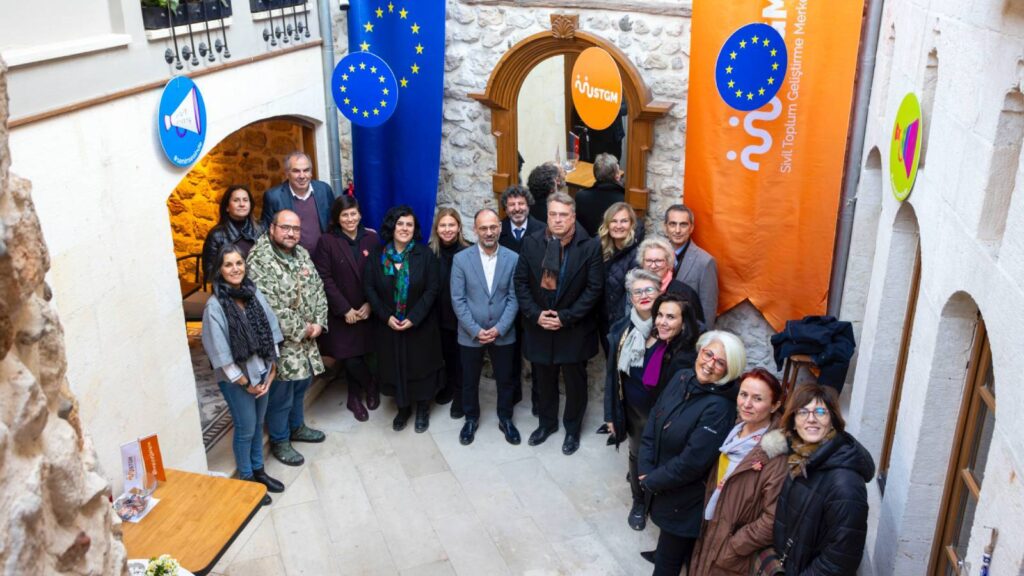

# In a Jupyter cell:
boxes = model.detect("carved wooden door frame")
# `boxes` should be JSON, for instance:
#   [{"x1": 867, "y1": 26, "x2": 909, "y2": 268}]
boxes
[{"x1": 470, "y1": 14, "x2": 674, "y2": 219}]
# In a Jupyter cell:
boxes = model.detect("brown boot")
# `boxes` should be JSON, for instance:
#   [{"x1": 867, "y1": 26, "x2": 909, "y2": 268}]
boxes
[
  {"x1": 347, "y1": 388, "x2": 369, "y2": 422},
  {"x1": 365, "y1": 379, "x2": 381, "y2": 411}
]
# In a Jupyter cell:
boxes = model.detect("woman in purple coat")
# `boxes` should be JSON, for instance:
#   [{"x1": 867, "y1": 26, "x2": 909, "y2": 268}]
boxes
[{"x1": 312, "y1": 196, "x2": 380, "y2": 421}]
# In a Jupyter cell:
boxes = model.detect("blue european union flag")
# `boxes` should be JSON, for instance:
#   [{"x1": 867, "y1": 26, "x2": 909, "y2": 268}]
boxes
[
  {"x1": 332, "y1": 51, "x2": 399, "y2": 128},
  {"x1": 348, "y1": 0, "x2": 446, "y2": 233},
  {"x1": 715, "y1": 23, "x2": 788, "y2": 112}
]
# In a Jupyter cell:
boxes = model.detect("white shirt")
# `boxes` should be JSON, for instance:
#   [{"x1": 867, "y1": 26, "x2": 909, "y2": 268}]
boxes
[
  {"x1": 289, "y1": 184, "x2": 312, "y2": 201},
  {"x1": 479, "y1": 244, "x2": 499, "y2": 293}
]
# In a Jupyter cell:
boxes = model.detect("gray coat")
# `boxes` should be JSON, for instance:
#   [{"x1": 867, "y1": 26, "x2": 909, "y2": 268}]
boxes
[
  {"x1": 201, "y1": 289, "x2": 284, "y2": 385},
  {"x1": 450, "y1": 245, "x2": 519, "y2": 347},
  {"x1": 675, "y1": 241, "x2": 719, "y2": 326}
]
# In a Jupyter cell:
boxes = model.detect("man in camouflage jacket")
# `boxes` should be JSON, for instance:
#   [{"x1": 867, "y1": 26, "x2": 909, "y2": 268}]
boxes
[{"x1": 247, "y1": 209, "x2": 329, "y2": 466}]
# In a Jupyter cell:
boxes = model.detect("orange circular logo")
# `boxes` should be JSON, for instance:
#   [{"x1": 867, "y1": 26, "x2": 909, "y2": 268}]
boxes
[{"x1": 571, "y1": 48, "x2": 623, "y2": 131}]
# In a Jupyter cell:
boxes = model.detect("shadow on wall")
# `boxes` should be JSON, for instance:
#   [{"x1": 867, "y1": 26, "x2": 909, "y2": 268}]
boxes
[{"x1": 166, "y1": 117, "x2": 314, "y2": 282}]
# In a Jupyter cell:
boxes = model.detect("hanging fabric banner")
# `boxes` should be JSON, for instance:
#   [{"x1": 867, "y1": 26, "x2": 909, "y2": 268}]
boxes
[
  {"x1": 348, "y1": 0, "x2": 446, "y2": 232},
  {"x1": 683, "y1": 0, "x2": 865, "y2": 329}
]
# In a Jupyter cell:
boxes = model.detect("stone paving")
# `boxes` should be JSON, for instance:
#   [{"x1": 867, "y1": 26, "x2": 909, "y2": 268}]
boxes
[{"x1": 209, "y1": 378, "x2": 659, "y2": 575}]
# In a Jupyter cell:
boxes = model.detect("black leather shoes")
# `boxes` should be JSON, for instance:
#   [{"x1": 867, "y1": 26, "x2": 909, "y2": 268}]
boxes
[
  {"x1": 393, "y1": 407, "x2": 412, "y2": 432},
  {"x1": 562, "y1": 434, "x2": 580, "y2": 455},
  {"x1": 640, "y1": 550, "x2": 655, "y2": 564},
  {"x1": 596, "y1": 423, "x2": 610, "y2": 434},
  {"x1": 252, "y1": 468, "x2": 285, "y2": 493},
  {"x1": 459, "y1": 419, "x2": 479, "y2": 445},
  {"x1": 528, "y1": 426, "x2": 557, "y2": 446},
  {"x1": 628, "y1": 500, "x2": 646, "y2": 530},
  {"x1": 499, "y1": 420, "x2": 521, "y2": 445},
  {"x1": 415, "y1": 404, "x2": 430, "y2": 433},
  {"x1": 261, "y1": 493, "x2": 273, "y2": 506}
]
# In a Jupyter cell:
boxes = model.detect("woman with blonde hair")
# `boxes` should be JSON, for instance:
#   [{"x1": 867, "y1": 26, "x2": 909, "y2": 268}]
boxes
[
  {"x1": 596, "y1": 202, "x2": 642, "y2": 357},
  {"x1": 636, "y1": 236, "x2": 707, "y2": 328},
  {"x1": 428, "y1": 207, "x2": 471, "y2": 417}
]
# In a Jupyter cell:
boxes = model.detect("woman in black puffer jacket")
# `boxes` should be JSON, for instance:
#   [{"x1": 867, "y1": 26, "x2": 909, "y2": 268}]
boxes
[
  {"x1": 773, "y1": 384, "x2": 874, "y2": 576},
  {"x1": 596, "y1": 202, "x2": 643, "y2": 358},
  {"x1": 201, "y1": 185, "x2": 264, "y2": 281}
]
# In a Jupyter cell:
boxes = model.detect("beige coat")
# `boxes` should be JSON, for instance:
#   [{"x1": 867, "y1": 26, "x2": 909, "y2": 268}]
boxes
[{"x1": 689, "y1": 429, "x2": 789, "y2": 576}]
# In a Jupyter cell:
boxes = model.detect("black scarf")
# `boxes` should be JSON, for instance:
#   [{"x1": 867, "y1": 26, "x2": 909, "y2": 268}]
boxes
[
  {"x1": 223, "y1": 217, "x2": 262, "y2": 244},
  {"x1": 214, "y1": 278, "x2": 277, "y2": 373}
]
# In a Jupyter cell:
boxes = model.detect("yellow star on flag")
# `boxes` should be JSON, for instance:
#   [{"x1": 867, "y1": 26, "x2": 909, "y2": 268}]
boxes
[
  {"x1": 341, "y1": 74, "x2": 348, "y2": 81},
  {"x1": 359, "y1": 62, "x2": 366, "y2": 70},
  {"x1": 411, "y1": 63, "x2": 420, "y2": 74},
  {"x1": 352, "y1": 106, "x2": 359, "y2": 113},
  {"x1": 758, "y1": 87, "x2": 765, "y2": 95},
  {"x1": 363, "y1": 111, "x2": 369, "y2": 118},
  {"x1": 374, "y1": 109, "x2": 380, "y2": 115},
  {"x1": 348, "y1": 65, "x2": 355, "y2": 72},
  {"x1": 400, "y1": 77, "x2": 409, "y2": 87},
  {"x1": 382, "y1": 88, "x2": 390, "y2": 95},
  {"x1": 730, "y1": 51, "x2": 737, "y2": 60},
  {"x1": 399, "y1": 8, "x2": 408, "y2": 18},
  {"x1": 763, "y1": 38, "x2": 770, "y2": 47},
  {"x1": 370, "y1": 66, "x2": 377, "y2": 73},
  {"x1": 770, "y1": 49, "x2": 777, "y2": 57},
  {"x1": 387, "y1": 2, "x2": 393, "y2": 12},
  {"x1": 415, "y1": 43, "x2": 424, "y2": 54},
  {"x1": 411, "y1": 23, "x2": 420, "y2": 34},
  {"x1": 767, "y1": 77, "x2": 775, "y2": 85},
  {"x1": 752, "y1": 35, "x2": 759, "y2": 43},
  {"x1": 379, "y1": 75, "x2": 385, "y2": 83},
  {"x1": 340, "y1": 85, "x2": 347, "y2": 92},
  {"x1": 359, "y1": 41, "x2": 370, "y2": 51},
  {"x1": 772, "y1": 62, "x2": 779, "y2": 70},
  {"x1": 343, "y1": 97, "x2": 350, "y2": 104},
  {"x1": 747, "y1": 92, "x2": 753, "y2": 100},
  {"x1": 739, "y1": 40, "x2": 747, "y2": 48},
  {"x1": 380, "y1": 100, "x2": 387, "y2": 107},
  {"x1": 735, "y1": 89, "x2": 743, "y2": 98},
  {"x1": 364, "y1": 22, "x2": 374, "y2": 32},
  {"x1": 727, "y1": 80, "x2": 735, "y2": 88},
  {"x1": 375, "y1": 7, "x2": 383, "y2": 18},
  {"x1": 725, "y1": 65, "x2": 733, "y2": 74}
]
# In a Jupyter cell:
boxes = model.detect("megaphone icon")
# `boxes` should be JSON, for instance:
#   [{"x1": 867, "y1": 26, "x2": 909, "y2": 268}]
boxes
[{"x1": 164, "y1": 87, "x2": 202, "y2": 137}]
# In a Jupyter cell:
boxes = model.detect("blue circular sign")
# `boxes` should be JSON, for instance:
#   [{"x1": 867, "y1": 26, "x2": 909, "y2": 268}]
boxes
[
  {"x1": 715, "y1": 23, "x2": 788, "y2": 112},
  {"x1": 158, "y1": 77, "x2": 207, "y2": 167},
  {"x1": 331, "y1": 51, "x2": 399, "y2": 128}
]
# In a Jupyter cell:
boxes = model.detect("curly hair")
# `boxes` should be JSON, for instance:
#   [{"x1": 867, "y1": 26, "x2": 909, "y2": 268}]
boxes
[
  {"x1": 500, "y1": 184, "x2": 535, "y2": 208},
  {"x1": 527, "y1": 163, "x2": 561, "y2": 203},
  {"x1": 379, "y1": 205, "x2": 422, "y2": 244}
]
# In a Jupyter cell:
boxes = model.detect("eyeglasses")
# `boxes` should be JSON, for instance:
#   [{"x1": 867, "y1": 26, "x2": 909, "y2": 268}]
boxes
[
  {"x1": 630, "y1": 286, "x2": 658, "y2": 298},
  {"x1": 643, "y1": 258, "x2": 667, "y2": 266},
  {"x1": 795, "y1": 407, "x2": 831, "y2": 421},
  {"x1": 699, "y1": 348, "x2": 727, "y2": 371},
  {"x1": 274, "y1": 224, "x2": 302, "y2": 234}
]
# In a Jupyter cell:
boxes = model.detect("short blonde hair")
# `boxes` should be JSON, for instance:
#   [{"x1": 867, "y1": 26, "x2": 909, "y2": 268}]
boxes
[
  {"x1": 695, "y1": 330, "x2": 747, "y2": 384},
  {"x1": 636, "y1": 236, "x2": 677, "y2": 272}
]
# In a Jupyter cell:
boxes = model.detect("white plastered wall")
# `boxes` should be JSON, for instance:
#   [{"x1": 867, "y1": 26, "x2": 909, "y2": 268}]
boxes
[{"x1": 7, "y1": 46, "x2": 328, "y2": 493}]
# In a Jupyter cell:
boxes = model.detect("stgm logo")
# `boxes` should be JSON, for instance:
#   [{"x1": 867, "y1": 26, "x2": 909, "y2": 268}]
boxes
[{"x1": 727, "y1": 97, "x2": 782, "y2": 171}]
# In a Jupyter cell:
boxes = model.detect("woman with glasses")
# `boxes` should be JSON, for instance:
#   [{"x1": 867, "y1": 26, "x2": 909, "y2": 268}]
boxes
[
  {"x1": 637, "y1": 330, "x2": 747, "y2": 575},
  {"x1": 596, "y1": 202, "x2": 642, "y2": 357},
  {"x1": 605, "y1": 282, "x2": 700, "y2": 532},
  {"x1": 364, "y1": 205, "x2": 444, "y2": 433},
  {"x1": 636, "y1": 237, "x2": 706, "y2": 329},
  {"x1": 689, "y1": 368, "x2": 789, "y2": 575},
  {"x1": 772, "y1": 384, "x2": 873, "y2": 575}
]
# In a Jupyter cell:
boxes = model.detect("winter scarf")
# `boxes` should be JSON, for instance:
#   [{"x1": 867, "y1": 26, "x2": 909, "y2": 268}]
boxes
[
  {"x1": 382, "y1": 241, "x2": 414, "y2": 320},
  {"x1": 214, "y1": 278, "x2": 277, "y2": 376}
]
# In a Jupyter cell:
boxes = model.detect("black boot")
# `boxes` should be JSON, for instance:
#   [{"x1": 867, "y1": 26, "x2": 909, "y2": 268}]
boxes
[
  {"x1": 252, "y1": 468, "x2": 285, "y2": 493},
  {"x1": 627, "y1": 452, "x2": 646, "y2": 530},
  {"x1": 393, "y1": 406, "x2": 412, "y2": 431},
  {"x1": 414, "y1": 401, "x2": 430, "y2": 433}
]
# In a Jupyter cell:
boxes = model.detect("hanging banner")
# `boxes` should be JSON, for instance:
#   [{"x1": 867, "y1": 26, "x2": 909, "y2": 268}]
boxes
[
  {"x1": 684, "y1": 0, "x2": 865, "y2": 330},
  {"x1": 570, "y1": 47, "x2": 623, "y2": 130},
  {"x1": 890, "y1": 93, "x2": 922, "y2": 201}
]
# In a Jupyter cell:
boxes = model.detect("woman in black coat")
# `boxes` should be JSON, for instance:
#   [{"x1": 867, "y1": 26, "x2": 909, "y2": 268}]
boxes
[
  {"x1": 313, "y1": 195, "x2": 380, "y2": 422},
  {"x1": 596, "y1": 202, "x2": 642, "y2": 357},
  {"x1": 428, "y1": 207, "x2": 471, "y2": 417},
  {"x1": 638, "y1": 329, "x2": 747, "y2": 576},
  {"x1": 201, "y1": 185, "x2": 264, "y2": 281},
  {"x1": 773, "y1": 384, "x2": 873, "y2": 575},
  {"x1": 363, "y1": 205, "x2": 444, "y2": 433}
]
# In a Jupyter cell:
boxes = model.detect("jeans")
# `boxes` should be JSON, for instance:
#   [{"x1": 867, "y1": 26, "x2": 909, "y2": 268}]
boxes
[
  {"x1": 267, "y1": 375, "x2": 312, "y2": 442},
  {"x1": 218, "y1": 380, "x2": 269, "y2": 478}
]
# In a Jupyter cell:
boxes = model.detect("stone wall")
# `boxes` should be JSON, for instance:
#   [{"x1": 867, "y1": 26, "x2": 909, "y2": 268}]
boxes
[
  {"x1": 166, "y1": 120, "x2": 305, "y2": 280},
  {"x1": 0, "y1": 56, "x2": 126, "y2": 576}
]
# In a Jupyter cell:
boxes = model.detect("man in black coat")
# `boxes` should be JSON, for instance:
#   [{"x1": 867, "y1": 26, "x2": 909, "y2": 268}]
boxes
[
  {"x1": 575, "y1": 153, "x2": 625, "y2": 237},
  {"x1": 514, "y1": 192, "x2": 603, "y2": 456},
  {"x1": 498, "y1": 185, "x2": 545, "y2": 410},
  {"x1": 525, "y1": 163, "x2": 562, "y2": 223}
]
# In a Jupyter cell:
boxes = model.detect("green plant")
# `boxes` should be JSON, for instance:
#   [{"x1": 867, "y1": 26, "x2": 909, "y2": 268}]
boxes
[{"x1": 140, "y1": 0, "x2": 180, "y2": 11}]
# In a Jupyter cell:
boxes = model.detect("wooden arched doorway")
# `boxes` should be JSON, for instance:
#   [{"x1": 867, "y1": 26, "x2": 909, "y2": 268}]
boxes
[{"x1": 470, "y1": 15, "x2": 673, "y2": 219}]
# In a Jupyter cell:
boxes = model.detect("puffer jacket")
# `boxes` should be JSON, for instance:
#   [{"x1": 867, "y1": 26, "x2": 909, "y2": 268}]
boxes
[
  {"x1": 602, "y1": 230, "x2": 643, "y2": 327},
  {"x1": 772, "y1": 431, "x2": 875, "y2": 576}
]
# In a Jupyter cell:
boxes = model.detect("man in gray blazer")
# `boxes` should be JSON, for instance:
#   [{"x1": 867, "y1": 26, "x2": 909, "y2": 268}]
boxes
[
  {"x1": 666, "y1": 204, "x2": 719, "y2": 326},
  {"x1": 450, "y1": 208, "x2": 521, "y2": 446}
]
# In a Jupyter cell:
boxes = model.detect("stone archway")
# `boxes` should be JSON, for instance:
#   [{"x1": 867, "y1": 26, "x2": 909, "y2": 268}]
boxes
[{"x1": 470, "y1": 14, "x2": 673, "y2": 219}]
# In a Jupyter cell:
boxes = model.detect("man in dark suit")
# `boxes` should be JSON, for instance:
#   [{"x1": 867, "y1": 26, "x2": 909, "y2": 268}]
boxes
[
  {"x1": 514, "y1": 192, "x2": 603, "y2": 456},
  {"x1": 260, "y1": 152, "x2": 336, "y2": 254},
  {"x1": 450, "y1": 208, "x2": 521, "y2": 446},
  {"x1": 498, "y1": 185, "x2": 544, "y2": 412},
  {"x1": 575, "y1": 153, "x2": 625, "y2": 236},
  {"x1": 666, "y1": 204, "x2": 719, "y2": 326}
]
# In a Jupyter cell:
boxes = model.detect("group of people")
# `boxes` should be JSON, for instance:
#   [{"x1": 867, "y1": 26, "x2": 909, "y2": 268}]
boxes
[{"x1": 199, "y1": 151, "x2": 874, "y2": 575}]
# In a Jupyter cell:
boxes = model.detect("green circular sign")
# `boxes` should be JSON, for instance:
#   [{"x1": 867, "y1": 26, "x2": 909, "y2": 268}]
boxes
[{"x1": 890, "y1": 93, "x2": 923, "y2": 201}]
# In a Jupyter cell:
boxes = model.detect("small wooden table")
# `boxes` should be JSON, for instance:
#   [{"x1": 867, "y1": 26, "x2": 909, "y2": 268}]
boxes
[
  {"x1": 122, "y1": 469, "x2": 266, "y2": 575},
  {"x1": 565, "y1": 160, "x2": 596, "y2": 189}
]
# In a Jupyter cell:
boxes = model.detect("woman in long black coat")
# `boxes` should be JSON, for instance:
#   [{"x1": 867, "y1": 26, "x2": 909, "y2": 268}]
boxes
[
  {"x1": 363, "y1": 205, "x2": 444, "y2": 433},
  {"x1": 313, "y1": 195, "x2": 380, "y2": 422},
  {"x1": 773, "y1": 384, "x2": 873, "y2": 575},
  {"x1": 428, "y1": 207, "x2": 470, "y2": 417},
  {"x1": 638, "y1": 329, "x2": 747, "y2": 576}
]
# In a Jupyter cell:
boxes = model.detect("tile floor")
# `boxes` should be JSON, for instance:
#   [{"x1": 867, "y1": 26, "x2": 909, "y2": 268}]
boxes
[{"x1": 209, "y1": 378, "x2": 659, "y2": 575}]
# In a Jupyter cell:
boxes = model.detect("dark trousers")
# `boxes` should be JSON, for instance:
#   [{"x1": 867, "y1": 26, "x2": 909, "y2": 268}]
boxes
[
  {"x1": 511, "y1": 315, "x2": 539, "y2": 408},
  {"x1": 339, "y1": 355, "x2": 373, "y2": 394},
  {"x1": 460, "y1": 343, "x2": 516, "y2": 422},
  {"x1": 652, "y1": 531, "x2": 695, "y2": 576},
  {"x1": 533, "y1": 361, "x2": 588, "y2": 435},
  {"x1": 439, "y1": 327, "x2": 462, "y2": 410}
]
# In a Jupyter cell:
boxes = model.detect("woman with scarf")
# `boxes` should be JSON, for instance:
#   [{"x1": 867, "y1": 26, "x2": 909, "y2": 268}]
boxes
[
  {"x1": 202, "y1": 185, "x2": 264, "y2": 281},
  {"x1": 689, "y1": 368, "x2": 789, "y2": 575},
  {"x1": 604, "y1": 279, "x2": 701, "y2": 532},
  {"x1": 312, "y1": 196, "x2": 380, "y2": 422},
  {"x1": 428, "y1": 207, "x2": 471, "y2": 417},
  {"x1": 636, "y1": 236, "x2": 707, "y2": 329},
  {"x1": 637, "y1": 329, "x2": 747, "y2": 575},
  {"x1": 201, "y1": 245, "x2": 284, "y2": 505},
  {"x1": 364, "y1": 205, "x2": 444, "y2": 433},
  {"x1": 772, "y1": 384, "x2": 873, "y2": 575}
]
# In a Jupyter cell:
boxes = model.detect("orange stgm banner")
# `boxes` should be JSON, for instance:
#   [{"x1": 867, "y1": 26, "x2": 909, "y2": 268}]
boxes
[
  {"x1": 139, "y1": 434, "x2": 166, "y2": 482},
  {"x1": 684, "y1": 0, "x2": 865, "y2": 330}
]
